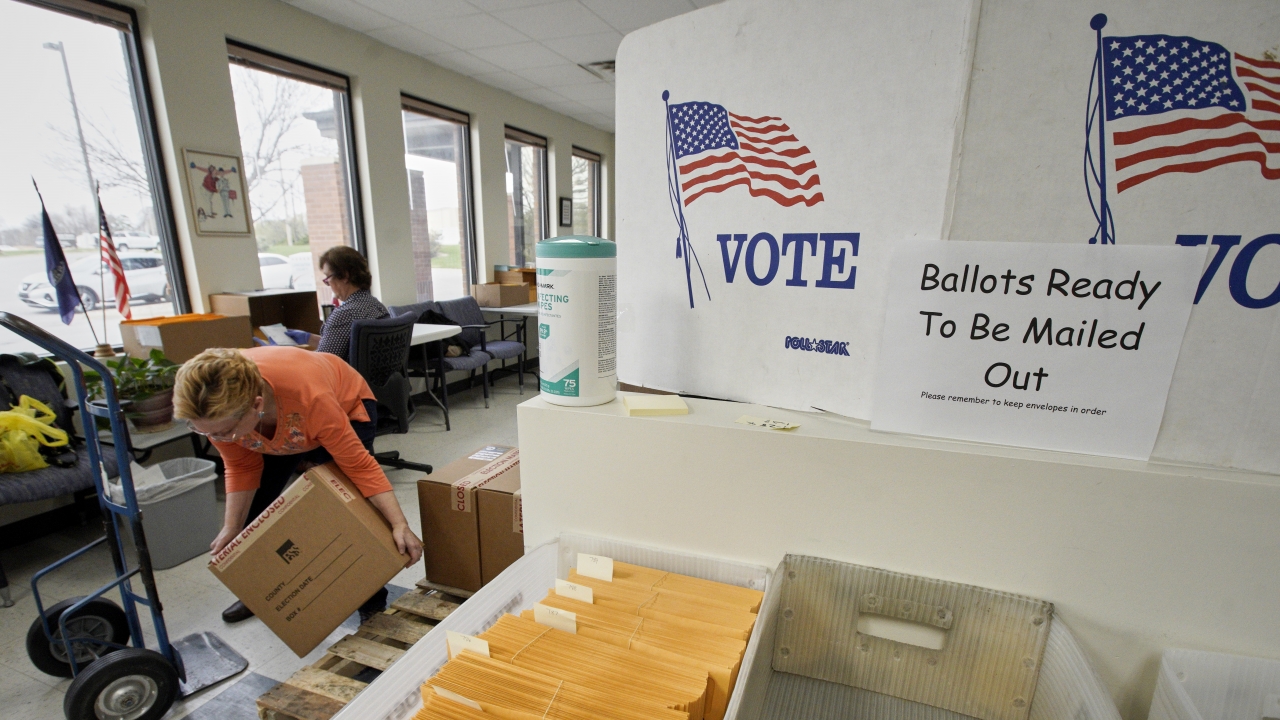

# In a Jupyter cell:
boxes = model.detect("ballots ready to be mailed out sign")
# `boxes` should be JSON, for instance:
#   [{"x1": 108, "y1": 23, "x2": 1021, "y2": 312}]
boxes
[{"x1": 871, "y1": 241, "x2": 1205, "y2": 460}]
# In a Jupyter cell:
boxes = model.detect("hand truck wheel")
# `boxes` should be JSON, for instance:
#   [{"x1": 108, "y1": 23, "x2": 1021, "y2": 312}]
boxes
[
  {"x1": 64, "y1": 648, "x2": 178, "y2": 720},
  {"x1": 26, "y1": 597, "x2": 130, "y2": 677}
]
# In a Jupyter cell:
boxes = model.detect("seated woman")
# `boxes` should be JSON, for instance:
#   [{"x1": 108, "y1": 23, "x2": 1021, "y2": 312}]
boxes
[
  {"x1": 174, "y1": 346, "x2": 423, "y2": 623},
  {"x1": 277, "y1": 246, "x2": 389, "y2": 360}
]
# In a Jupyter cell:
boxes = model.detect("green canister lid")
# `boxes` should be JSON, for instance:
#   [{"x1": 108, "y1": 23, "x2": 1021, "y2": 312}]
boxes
[{"x1": 536, "y1": 235, "x2": 616, "y2": 258}]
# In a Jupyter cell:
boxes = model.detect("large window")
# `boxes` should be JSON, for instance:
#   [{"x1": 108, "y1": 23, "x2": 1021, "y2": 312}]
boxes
[
  {"x1": 572, "y1": 147, "x2": 602, "y2": 237},
  {"x1": 0, "y1": 0, "x2": 184, "y2": 356},
  {"x1": 504, "y1": 127, "x2": 547, "y2": 268},
  {"x1": 401, "y1": 96, "x2": 474, "y2": 302},
  {"x1": 227, "y1": 42, "x2": 362, "y2": 308}
]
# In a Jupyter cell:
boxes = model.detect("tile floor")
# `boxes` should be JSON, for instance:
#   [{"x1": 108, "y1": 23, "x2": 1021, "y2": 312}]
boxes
[{"x1": 0, "y1": 375, "x2": 525, "y2": 719}]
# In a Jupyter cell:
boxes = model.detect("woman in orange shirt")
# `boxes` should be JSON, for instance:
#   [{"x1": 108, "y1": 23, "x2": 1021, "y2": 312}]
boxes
[{"x1": 173, "y1": 346, "x2": 423, "y2": 624}]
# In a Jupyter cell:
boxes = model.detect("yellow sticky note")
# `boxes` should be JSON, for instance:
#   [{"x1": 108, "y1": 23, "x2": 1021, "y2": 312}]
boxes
[
  {"x1": 736, "y1": 415, "x2": 800, "y2": 430},
  {"x1": 623, "y1": 394, "x2": 689, "y2": 416}
]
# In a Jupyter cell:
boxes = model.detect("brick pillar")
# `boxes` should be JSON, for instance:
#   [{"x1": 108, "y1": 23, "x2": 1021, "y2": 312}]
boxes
[
  {"x1": 301, "y1": 157, "x2": 351, "y2": 306},
  {"x1": 408, "y1": 169, "x2": 435, "y2": 301}
]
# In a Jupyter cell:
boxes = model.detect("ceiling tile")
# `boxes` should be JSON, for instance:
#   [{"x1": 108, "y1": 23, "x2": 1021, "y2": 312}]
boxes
[
  {"x1": 470, "y1": 42, "x2": 566, "y2": 71},
  {"x1": 288, "y1": 0, "x2": 398, "y2": 32},
  {"x1": 467, "y1": 0, "x2": 561, "y2": 11},
  {"x1": 512, "y1": 63, "x2": 599, "y2": 88},
  {"x1": 427, "y1": 50, "x2": 504, "y2": 77},
  {"x1": 579, "y1": 0, "x2": 696, "y2": 33},
  {"x1": 354, "y1": 0, "x2": 478, "y2": 24},
  {"x1": 542, "y1": 30, "x2": 623, "y2": 64},
  {"x1": 365, "y1": 26, "x2": 458, "y2": 56},
  {"x1": 689, "y1": 0, "x2": 722, "y2": 6},
  {"x1": 513, "y1": 86, "x2": 571, "y2": 105},
  {"x1": 492, "y1": 1, "x2": 612, "y2": 41},
  {"x1": 578, "y1": 97, "x2": 615, "y2": 114},
  {"x1": 471, "y1": 70, "x2": 539, "y2": 93},
  {"x1": 555, "y1": 82, "x2": 615, "y2": 103},
  {"x1": 413, "y1": 13, "x2": 528, "y2": 49}
]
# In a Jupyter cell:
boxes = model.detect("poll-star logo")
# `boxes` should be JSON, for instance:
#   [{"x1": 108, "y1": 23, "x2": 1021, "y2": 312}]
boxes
[
  {"x1": 1082, "y1": 14, "x2": 1280, "y2": 310},
  {"x1": 661, "y1": 91, "x2": 830, "y2": 308}
]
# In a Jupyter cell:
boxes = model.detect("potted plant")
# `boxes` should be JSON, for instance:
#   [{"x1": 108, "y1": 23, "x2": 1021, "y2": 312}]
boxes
[{"x1": 84, "y1": 349, "x2": 180, "y2": 431}]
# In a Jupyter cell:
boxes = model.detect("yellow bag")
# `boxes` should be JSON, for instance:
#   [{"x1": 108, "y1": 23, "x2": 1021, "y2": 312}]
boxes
[{"x1": 0, "y1": 396, "x2": 69, "y2": 473}]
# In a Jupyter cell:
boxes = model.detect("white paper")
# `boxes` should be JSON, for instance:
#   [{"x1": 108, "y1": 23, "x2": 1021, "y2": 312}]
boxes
[
  {"x1": 259, "y1": 323, "x2": 298, "y2": 346},
  {"x1": 576, "y1": 553, "x2": 613, "y2": 581},
  {"x1": 533, "y1": 604, "x2": 577, "y2": 634},
  {"x1": 555, "y1": 578, "x2": 593, "y2": 604},
  {"x1": 871, "y1": 241, "x2": 1204, "y2": 459},
  {"x1": 135, "y1": 325, "x2": 162, "y2": 348},
  {"x1": 432, "y1": 685, "x2": 482, "y2": 710},
  {"x1": 444, "y1": 631, "x2": 489, "y2": 659}
]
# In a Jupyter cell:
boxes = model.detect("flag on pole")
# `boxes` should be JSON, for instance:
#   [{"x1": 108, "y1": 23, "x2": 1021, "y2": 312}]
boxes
[
  {"x1": 97, "y1": 197, "x2": 131, "y2": 320},
  {"x1": 35, "y1": 185, "x2": 80, "y2": 325}
]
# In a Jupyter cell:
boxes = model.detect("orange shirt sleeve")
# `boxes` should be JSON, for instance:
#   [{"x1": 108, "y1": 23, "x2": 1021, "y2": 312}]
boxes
[
  {"x1": 215, "y1": 440, "x2": 265, "y2": 495},
  {"x1": 311, "y1": 394, "x2": 393, "y2": 497}
]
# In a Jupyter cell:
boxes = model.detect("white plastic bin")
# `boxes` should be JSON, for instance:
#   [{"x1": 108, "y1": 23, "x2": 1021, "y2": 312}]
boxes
[
  {"x1": 110, "y1": 458, "x2": 220, "y2": 570},
  {"x1": 1148, "y1": 649, "x2": 1280, "y2": 720}
]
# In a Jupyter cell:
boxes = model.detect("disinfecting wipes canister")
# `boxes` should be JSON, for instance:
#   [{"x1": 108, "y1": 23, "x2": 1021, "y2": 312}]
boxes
[{"x1": 535, "y1": 236, "x2": 617, "y2": 406}]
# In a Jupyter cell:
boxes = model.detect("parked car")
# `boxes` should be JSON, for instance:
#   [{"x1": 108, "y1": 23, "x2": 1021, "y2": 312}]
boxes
[
  {"x1": 113, "y1": 232, "x2": 161, "y2": 252},
  {"x1": 18, "y1": 252, "x2": 170, "y2": 311},
  {"x1": 259, "y1": 253, "x2": 294, "y2": 289}
]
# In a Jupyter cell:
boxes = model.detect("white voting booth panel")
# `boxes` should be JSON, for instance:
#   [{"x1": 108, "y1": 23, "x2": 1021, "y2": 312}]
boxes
[
  {"x1": 516, "y1": 395, "x2": 1280, "y2": 719},
  {"x1": 616, "y1": 0, "x2": 1280, "y2": 477},
  {"x1": 332, "y1": 534, "x2": 771, "y2": 720}
]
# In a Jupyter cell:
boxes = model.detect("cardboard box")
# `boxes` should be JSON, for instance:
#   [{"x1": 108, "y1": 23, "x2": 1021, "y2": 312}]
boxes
[
  {"x1": 208, "y1": 464, "x2": 406, "y2": 656},
  {"x1": 119, "y1": 314, "x2": 253, "y2": 363},
  {"x1": 209, "y1": 289, "x2": 322, "y2": 335},
  {"x1": 495, "y1": 269, "x2": 537, "y2": 303},
  {"x1": 417, "y1": 446, "x2": 524, "y2": 593},
  {"x1": 471, "y1": 283, "x2": 531, "y2": 308}
]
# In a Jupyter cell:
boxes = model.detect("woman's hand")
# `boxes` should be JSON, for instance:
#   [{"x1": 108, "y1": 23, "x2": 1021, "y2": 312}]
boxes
[
  {"x1": 210, "y1": 524, "x2": 239, "y2": 556},
  {"x1": 392, "y1": 524, "x2": 423, "y2": 567}
]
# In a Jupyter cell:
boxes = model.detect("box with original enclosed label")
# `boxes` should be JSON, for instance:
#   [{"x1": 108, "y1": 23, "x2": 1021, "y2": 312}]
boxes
[
  {"x1": 417, "y1": 445, "x2": 524, "y2": 593},
  {"x1": 207, "y1": 463, "x2": 406, "y2": 656}
]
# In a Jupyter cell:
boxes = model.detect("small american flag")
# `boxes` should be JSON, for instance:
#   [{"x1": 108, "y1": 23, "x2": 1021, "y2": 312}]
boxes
[
  {"x1": 97, "y1": 200, "x2": 131, "y2": 320},
  {"x1": 668, "y1": 101, "x2": 824, "y2": 207},
  {"x1": 1103, "y1": 34, "x2": 1280, "y2": 192}
]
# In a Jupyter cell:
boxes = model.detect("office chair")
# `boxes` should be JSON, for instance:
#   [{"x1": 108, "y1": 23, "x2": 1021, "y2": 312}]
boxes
[{"x1": 348, "y1": 313, "x2": 432, "y2": 474}]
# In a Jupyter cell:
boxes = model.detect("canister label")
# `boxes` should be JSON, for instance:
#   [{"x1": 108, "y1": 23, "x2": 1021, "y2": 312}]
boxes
[{"x1": 536, "y1": 259, "x2": 617, "y2": 404}]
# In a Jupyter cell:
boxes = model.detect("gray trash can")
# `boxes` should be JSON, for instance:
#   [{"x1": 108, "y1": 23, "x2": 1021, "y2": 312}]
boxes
[{"x1": 110, "y1": 458, "x2": 220, "y2": 570}]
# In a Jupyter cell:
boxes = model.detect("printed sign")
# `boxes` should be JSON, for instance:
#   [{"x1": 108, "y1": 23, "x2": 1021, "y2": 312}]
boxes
[{"x1": 871, "y1": 241, "x2": 1203, "y2": 459}]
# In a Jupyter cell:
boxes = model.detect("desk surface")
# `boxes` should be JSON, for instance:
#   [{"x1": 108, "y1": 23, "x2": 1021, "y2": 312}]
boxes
[
  {"x1": 480, "y1": 302, "x2": 538, "y2": 317},
  {"x1": 412, "y1": 323, "x2": 461, "y2": 345}
]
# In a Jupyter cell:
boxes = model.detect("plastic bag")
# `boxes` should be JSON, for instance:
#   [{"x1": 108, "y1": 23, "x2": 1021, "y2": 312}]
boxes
[
  {"x1": 0, "y1": 395, "x2": 69, "y2": 473},
  {"x1": 106, "y1": 458, "x2": 217, "y2": 504}
]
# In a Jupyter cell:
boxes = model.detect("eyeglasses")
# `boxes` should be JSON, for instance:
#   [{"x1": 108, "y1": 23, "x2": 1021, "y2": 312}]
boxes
[
  {"x1": 187, "y1": 411, "x2": 262, "y2": 442},
  {"x1": 321, "y1": 274, "x2": 334, "y2": 286}
]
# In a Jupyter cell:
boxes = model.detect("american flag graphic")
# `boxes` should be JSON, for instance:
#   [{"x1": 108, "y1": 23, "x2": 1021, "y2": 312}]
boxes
[
  {"x1": 668, "y1": 101, "x2": 824, "y2": 207},
  {"x1": 1102, "y1": 35, "x2": 1280, "y2": 193},
  {"x1": 97, "y1": 199, "x2": 131, "y2": 320}
]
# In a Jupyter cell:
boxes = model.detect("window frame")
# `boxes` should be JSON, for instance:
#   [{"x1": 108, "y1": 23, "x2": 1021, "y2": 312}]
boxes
[
  {"x1": 18, "y1": 0, "x2": 191, "y2": 313},
  {"x1": 226, "y1": 40, "x2": 366, "y2": 256},
  {"x1": 572, "y1": 146, "x2": 603, "y2": 238},
  {"x1": 504, "y1": 126, "x2": 549, "y2": 266},
  {"x1": 400, "y1": 93, "x2": 478, "y2": 291}
]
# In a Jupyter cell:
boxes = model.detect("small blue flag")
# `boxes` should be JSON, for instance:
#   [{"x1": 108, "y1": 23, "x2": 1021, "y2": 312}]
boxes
[{"x1": 36, "y1": 185, "x2": 80, "y2": 325}]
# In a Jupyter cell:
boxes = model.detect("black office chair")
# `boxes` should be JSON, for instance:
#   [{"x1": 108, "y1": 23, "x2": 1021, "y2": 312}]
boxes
[{"x1": 349, "y1": 313, "x2": 432, "y2": 474}]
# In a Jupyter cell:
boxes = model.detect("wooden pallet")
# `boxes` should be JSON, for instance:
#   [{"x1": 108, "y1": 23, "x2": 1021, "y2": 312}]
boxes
[{"x1": 257, "y1": 580, "x2": 463, "y2": 720}]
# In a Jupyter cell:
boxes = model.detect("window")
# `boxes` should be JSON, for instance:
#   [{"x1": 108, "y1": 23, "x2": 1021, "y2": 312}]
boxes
[
  {"x1": 572, "y1": 147, "x2": 602, "y2": 237},
  {"x1": 227, "y1": 42, "x2": 362, "y2": 308},
  {"x1": 504, "y1": 127, "x2": 547, "y2": 268},
  {"x1": 1, "y1": 0, "x2": 185, "y2": 356},
  {"x1": 401, "y1": 95, "x2": 475, "y2": 301}
]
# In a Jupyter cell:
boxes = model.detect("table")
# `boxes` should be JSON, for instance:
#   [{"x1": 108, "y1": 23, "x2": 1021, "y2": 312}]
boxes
[
  {"x1": 409, "y1": 323, "x2": 462, "y2": 429},
  {"x1": 412, "y1": 323, "x2": 461, "y2": 346}
]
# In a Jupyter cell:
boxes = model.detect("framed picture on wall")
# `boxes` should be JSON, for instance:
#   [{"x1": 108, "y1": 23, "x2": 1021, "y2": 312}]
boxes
[
  {"x1": 559, "y1": 196, "x2": 573, "y2": 227},
  {"x1": 183, "y1": 149, "x2": 252, "y2": 235}
]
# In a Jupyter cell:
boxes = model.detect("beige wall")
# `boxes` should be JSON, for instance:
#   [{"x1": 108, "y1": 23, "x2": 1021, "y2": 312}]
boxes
[{"x1": 122, "y1": 0, "x2": 615, "y2": 310}]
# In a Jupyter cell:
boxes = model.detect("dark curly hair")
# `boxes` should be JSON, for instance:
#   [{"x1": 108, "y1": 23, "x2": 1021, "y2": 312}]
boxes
[{"x1": 318, "y1": 246, "x2": 372, "y2": 291}]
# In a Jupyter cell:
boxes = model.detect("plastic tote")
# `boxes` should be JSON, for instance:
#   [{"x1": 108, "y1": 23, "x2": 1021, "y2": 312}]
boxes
[
  {"x1": 109, "y1": 458, "x2": 220, "y2": 570},
  {"x1": 1148, "y1": 649, "x2": 1280, "y2": 720}
]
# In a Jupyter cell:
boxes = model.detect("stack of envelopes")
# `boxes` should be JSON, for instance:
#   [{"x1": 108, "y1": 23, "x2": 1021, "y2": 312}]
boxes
[{"x1": 415, "y1": 561, "x2": 763, "y2": 720}]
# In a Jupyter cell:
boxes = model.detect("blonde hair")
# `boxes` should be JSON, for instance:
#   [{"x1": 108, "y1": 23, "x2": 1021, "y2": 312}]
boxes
[{"x1": 173, "y1": 348, "x2": 262, "y2": 421}]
